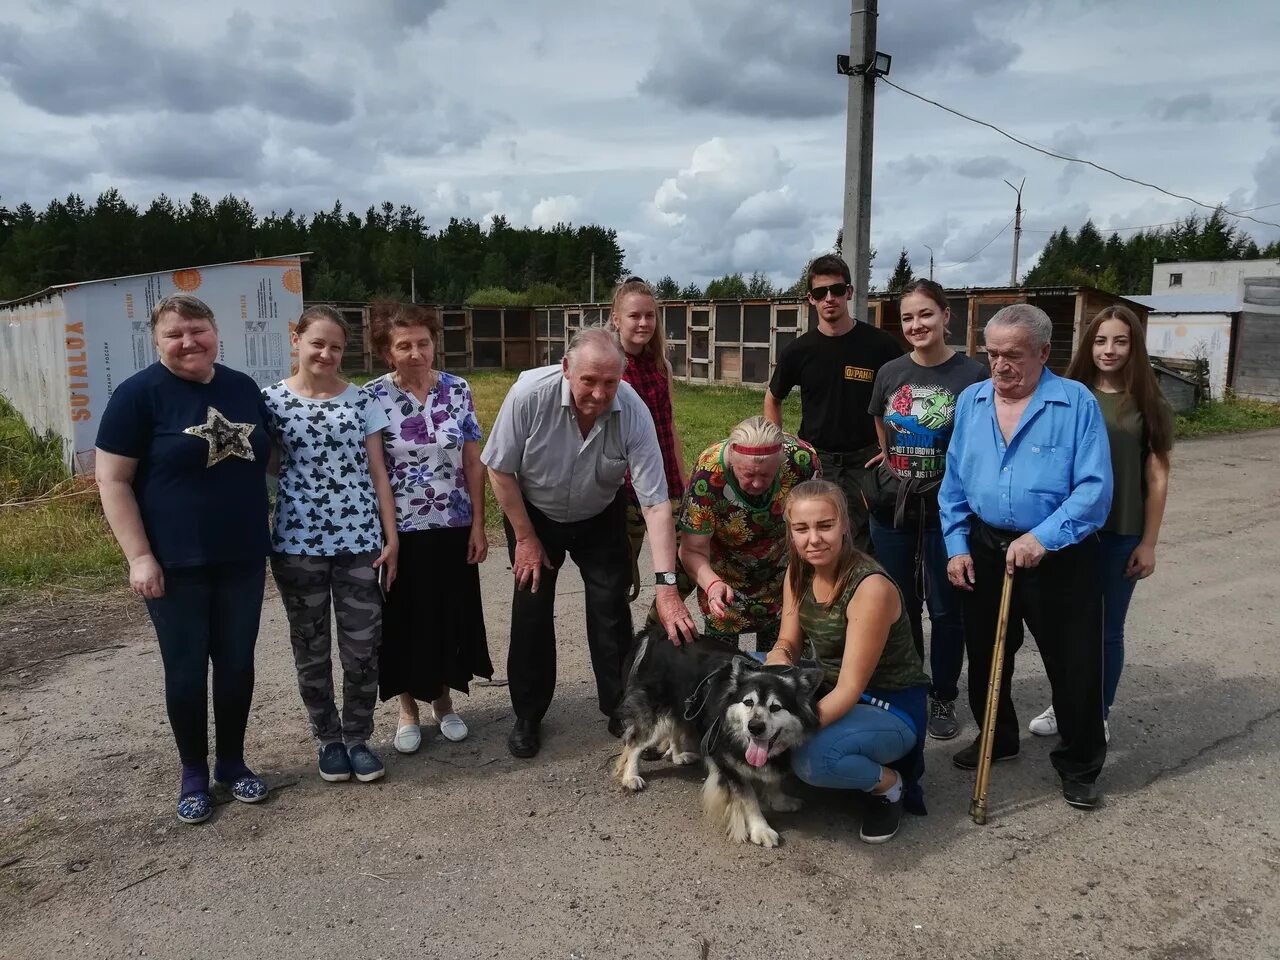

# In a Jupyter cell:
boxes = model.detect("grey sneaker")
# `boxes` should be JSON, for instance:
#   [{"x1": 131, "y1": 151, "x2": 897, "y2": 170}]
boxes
[
  {"x1": 927, "y1": 697, "x2": 960, "y2": 740},
  {"x1": 347, "y1": 743, "x2": 385, "y2": 783}
]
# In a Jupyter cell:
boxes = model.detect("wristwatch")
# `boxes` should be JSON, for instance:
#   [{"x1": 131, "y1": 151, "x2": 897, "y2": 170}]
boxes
[{"x1": 654, "y1": 571, "x2": 678, "y2": 587}]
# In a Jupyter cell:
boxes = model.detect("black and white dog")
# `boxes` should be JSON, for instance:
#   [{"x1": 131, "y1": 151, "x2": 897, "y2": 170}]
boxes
[{"x1": 613, "y1": 624, "x2": 823, "y2": 848}]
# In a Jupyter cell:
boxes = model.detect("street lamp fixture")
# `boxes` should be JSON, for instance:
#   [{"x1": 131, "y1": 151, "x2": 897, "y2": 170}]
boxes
[{"x1": 836, "y1": 51, "x2": 891, "y2": 77}]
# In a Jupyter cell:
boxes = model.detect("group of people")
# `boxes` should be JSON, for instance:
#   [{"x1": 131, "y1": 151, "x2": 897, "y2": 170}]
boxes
[{"x1": 96, "y1": 251, "x2": 1172, "y2": 843}]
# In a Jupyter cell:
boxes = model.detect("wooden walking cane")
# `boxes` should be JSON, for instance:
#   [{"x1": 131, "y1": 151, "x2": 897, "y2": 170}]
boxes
[{"x1": 970, "y1": 567, "x2": 1015, "y2": 825}]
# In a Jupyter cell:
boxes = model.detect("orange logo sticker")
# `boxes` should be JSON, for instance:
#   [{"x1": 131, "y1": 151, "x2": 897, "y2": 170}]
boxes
[
  {"x1": 172, "y1": 268, "x2": 202, "y2": 291},
  {"x1": 282, "y1": 268, "x2": 303, "y2": 294}
]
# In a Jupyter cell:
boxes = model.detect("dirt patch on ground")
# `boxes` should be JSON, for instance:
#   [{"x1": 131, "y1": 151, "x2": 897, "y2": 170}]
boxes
[
  {"x1": 0, "y1": 589, "x2": 148, "y2": 684},
  {"x1": 1, "y1": 431, "x2": 1278, "y2": 960}
]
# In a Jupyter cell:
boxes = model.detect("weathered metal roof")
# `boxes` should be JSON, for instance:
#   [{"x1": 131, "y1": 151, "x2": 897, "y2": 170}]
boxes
[
  {"x1": 0, "y1": 252, "x2": 313, "y2": 308},
  {"x1": 1129, "y1": 293, "x2": 1240, "y2": 314}
]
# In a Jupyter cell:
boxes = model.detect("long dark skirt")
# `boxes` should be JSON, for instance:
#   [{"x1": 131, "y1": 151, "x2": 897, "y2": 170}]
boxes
[{"x1": 378, "y1": 527, "x2": 493, "y2": 702}]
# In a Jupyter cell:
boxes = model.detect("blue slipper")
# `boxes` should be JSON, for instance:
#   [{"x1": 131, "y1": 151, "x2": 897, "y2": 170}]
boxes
[
  {"x1": 217, "y1": 773, "x2": 269, "y2": 804},
  {"x1": 177, "y1": 791, "x2": 212, "y2": 824}
]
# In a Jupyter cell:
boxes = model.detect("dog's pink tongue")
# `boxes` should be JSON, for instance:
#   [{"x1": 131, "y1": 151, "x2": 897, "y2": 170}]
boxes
[{"x1": 745, "y1": 738, "x2": 770, "y2": 768}]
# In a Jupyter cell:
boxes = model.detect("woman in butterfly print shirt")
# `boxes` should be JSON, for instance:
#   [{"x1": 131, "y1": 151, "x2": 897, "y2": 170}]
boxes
[
  {"x1": 363, "y1": 300, "x2": 493, "y2": 754},
  {"x1": 263, "y1": 305, "x2": 399, "y2": 785}
]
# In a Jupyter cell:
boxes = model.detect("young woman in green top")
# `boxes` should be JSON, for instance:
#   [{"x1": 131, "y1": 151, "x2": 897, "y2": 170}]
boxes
[
  {"x1": 1030, "y1": 306, "x2": 1173, "y2": 739},
  {"x1": 763, "y1": 479, "x2": 930, "y2": 843}
]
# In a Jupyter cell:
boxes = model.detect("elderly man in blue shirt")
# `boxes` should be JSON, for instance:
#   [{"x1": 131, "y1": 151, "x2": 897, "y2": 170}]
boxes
[{"x1": 939, "y1": 303, "x2": 1113, "y2": 810}]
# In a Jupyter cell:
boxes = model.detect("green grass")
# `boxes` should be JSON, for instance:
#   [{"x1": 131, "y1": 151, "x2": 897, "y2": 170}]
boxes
[
  {"x1": 1174, "y1": 396, "x2": 1280, "y2": 440},
  {"x1": 0, "y1": 397, "x2": 126, "y2": 604},
  {"x1": 354, "y1": 370, "x2": 801, "y2": 530}
]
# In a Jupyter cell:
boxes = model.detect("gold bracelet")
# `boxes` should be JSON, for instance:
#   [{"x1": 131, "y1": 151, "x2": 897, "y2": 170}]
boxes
[{"x1": 774, "y1": 644, "x2": 795, "y2": 664}]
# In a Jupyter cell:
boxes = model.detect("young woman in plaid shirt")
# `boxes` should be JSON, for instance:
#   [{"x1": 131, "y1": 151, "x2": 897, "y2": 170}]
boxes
[{"x1": 610, "y1": 277, "x2": 692, "y2": 604}]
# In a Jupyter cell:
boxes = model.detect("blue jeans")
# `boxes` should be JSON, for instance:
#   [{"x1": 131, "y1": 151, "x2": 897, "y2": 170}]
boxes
[
  {"x1": 145, "y1": 560, "x2": 266, "y2": 765},
  {"x1": 791, "y1": 704, "x2": 917, "y2": 791},
  {"x1": 869, "y1": 514, "x2": 965, "y2": 701},
  {"x1": 1099, "y1": 532, "x2": 1142, "y2": 713},
  {"x1": 747, "y1": 653, "x2": 919, "y2": 792}
]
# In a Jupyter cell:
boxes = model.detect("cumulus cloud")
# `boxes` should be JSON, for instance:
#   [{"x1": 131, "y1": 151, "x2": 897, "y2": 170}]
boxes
[
  {"x1": 953, "y1": 155, "x2": 1024, "y2": 180},
  {"x1": 530, "y1": 194, "x2": 583, "y2": 227},
  {"x1": 93, "y1": 113, "x2": 267, "y2": 182},
  {"x1": 639, "y1": 0, "x2": 1022, "y2": 119},
  {"x1": 0, "y1": 8, "x2": 354, "y2": 123},
  {"x1": 1147, "y1": 92, "x2": 1216, "y2": 122},
  {"x1": 631, "y1": 138, "x2": 816, "y2": 286}
]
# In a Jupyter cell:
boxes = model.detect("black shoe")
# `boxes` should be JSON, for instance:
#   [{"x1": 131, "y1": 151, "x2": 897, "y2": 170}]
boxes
[
  {"x1": 859, "y1": 792, "x2": 904, "y2": 844},
  {"x1": 508, "y1": 719, "x2": 541, "y2": 758},
  {"x1": 607, "y1": 715, "x2": 625, "y2": 738},
  {"x1": 927, "y1": 697, "x2": 960, "y2": 740},
  {"x1": 952, "y1": 738, "x2": 1019, "y2": 770},
  {"x1": 1063, "y1": 780, "x2": 1100, "y2": 810}
]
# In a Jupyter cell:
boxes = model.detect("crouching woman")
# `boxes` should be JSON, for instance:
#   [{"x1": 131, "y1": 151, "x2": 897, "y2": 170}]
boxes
[{"x1": 764, "y1": 479, "x2": 929, "y2": 843}]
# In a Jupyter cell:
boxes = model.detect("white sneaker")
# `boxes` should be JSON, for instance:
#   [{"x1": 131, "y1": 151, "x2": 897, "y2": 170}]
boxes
[
  {"x1": 393, "y1": 723, "x2": 422, "y2": 754},
  {"x1": 1028, "y1": 705, "x2": 1058, "y2": 736}
]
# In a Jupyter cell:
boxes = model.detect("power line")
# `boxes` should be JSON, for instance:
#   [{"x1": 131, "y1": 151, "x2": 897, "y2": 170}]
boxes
[
  {"x1": 1021, "y1": 200, "x2": 1280, "y2": 235},
  {"x1": 935, "y1": 216, "x2": 1015, "y2": 269},
  {"x1": 879, "y1": 77, "x2": 1280, "y2": 231}
]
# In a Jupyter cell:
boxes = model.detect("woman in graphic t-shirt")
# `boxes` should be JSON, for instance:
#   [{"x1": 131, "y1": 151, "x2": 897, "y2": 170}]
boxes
[
  {"x1": 1033, "y1": 305, "x2": 1173, "y2": 742},
  {"x1": 263, "y1": 305, "x2": 398, "y2": 786},
  {"x1": 96, "y1": 294, "x2": 273, "y2": 826},
  {"x1": 866, "y1": 279, "x2": 986, "y2": 743}
]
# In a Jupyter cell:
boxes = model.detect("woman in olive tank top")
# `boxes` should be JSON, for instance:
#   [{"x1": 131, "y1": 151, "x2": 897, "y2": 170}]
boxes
[{"x1": 763, "y1": 479, "x2": 930, "y2": 843}]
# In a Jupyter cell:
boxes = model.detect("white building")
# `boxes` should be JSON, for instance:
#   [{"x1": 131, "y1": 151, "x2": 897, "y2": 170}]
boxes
[
  {"x1": 1131, "y1": 293, "x2": 1237, "y2": 399},
  {"x1": 1, "y1": 255, "x2": 304, "y2": 471},
  {"x1": 1151, "y1": 258, "x2": 1280, "y2": 294}
]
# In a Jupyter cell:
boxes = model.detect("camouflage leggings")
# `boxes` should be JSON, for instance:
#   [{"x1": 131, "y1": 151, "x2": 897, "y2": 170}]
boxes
[{"x1": 270, "y1": 551, "x2": 382, "y2": 746}]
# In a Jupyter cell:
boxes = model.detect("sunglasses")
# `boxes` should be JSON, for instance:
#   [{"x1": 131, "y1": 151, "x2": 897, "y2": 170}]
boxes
[{"x1": 809, "y1": 282, "x2": 850, "y2": 300}]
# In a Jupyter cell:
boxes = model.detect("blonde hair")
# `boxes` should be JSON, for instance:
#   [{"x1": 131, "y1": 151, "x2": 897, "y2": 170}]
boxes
[
  {"x1": 610, "y1": 277, "x2": 667, "y2": 365},
  {"x1": 726, "y1": 416, "x2": 784, "y2": 463},
  {"x1": 783, "y1": 479, "x2": 865, "y2": 609}
]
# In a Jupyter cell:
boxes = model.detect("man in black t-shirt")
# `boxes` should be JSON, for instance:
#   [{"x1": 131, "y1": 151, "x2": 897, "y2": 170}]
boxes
[{"x1": 764, "y1": 254, "x2": 903, "y2": 551}]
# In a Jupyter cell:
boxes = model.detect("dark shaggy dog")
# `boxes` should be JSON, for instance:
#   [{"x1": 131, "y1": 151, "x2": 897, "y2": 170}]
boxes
[{"x1": 613, "y1": 624, "x2": 823, "y2": 848}]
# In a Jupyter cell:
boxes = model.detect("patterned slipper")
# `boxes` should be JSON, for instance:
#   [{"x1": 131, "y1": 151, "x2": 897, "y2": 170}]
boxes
[
  {"x1": 177, "y1": 791, "x2": 212, "y2": 824},
  {"x1": 219, "y1": 773, "x2": 269, "y2": 804},
  {"x1": 438, "y1": 713, "x2": 469, "y2": 742}
]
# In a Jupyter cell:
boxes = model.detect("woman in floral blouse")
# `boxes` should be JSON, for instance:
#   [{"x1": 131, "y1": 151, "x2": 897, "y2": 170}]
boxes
[{"x1": 364, "y1": 301, "x2": 493, "y2": 754}]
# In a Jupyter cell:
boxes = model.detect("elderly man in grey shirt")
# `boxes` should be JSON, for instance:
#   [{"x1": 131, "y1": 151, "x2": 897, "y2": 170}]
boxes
[{"x1": 483, "y1": 328, "x2": 697, "y2": 758}]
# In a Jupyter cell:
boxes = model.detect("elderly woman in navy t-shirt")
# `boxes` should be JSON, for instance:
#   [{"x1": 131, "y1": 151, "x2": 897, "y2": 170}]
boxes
[{"x1": 96, "y1": 294, "x2": 273, "y2": 825}]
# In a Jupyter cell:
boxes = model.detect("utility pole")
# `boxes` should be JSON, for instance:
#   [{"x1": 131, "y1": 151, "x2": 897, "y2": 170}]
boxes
[
  {"x1": 589, "y1": 252, "x2": 596, "y2": 303},
  {"x1": 1004, "y1": 178, "x2": 1024, "y2": 287},
  {"x1": 410, "y1": 267, "x2": 417, "y2": 303},
  {"x1": 924, "y1": 243, "x2": 935, "y2": 281},
  {"x1": 840, "y1": 0, "x2": 879, "y2": 324}
]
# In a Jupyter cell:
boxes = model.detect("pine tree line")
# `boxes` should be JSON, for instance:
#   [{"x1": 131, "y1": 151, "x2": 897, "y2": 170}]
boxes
[
  {"x1": 0, "y1": 190, "x2": 626, "y2": 305},
  {"x1": 1022, "y1": 208, "x2": 1279, "y2": 295}
]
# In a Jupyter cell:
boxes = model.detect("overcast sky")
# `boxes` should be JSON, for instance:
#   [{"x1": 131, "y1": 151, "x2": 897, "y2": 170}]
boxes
[{"x1": 1, "y1": 0, "x2": 1277, "y2": 291}]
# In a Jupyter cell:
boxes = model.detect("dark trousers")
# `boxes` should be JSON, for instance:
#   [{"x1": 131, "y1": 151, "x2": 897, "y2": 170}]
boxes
[
  {"x1": 870, "y1": 513, "x2": 965, "y2": 702},
  {"x1": 816, "y1": 448, "x2": 876, "y2": 555},
  {"x1": 145, "y1": 560, "x2": 265, "y2": 766},
  {"x1": 963, "y1": 518, "x2": 1107, "y2": 785},
  {"x1": 504, "y1": 494, "x2": 634, "y2": 722}
]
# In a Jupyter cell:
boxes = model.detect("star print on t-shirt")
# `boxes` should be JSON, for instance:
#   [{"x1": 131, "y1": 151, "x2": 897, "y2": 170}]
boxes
[{"x1": 183, "y1": 406, "x2": 258, "y2": 467}]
